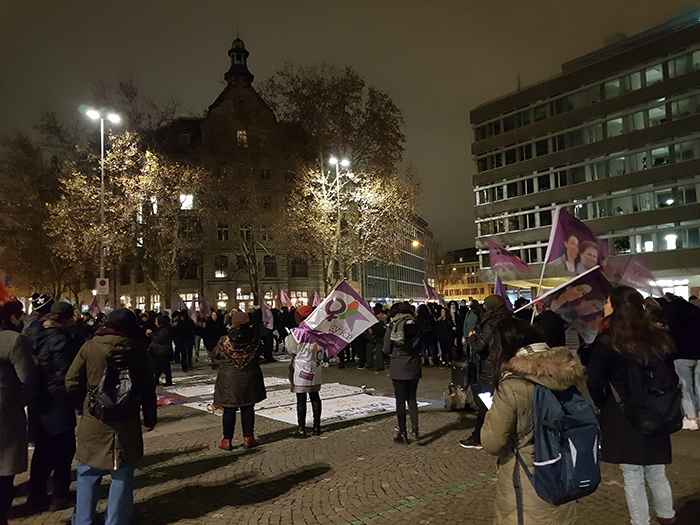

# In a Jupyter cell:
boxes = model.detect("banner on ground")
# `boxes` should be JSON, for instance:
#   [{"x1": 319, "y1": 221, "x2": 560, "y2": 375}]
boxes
[
  {"x1": 494, "y1": 275, "x2": 513, "y2": 310},
  {"x1": 519, "y1": 266, "x2": 612, "y2": 344},
  {"x1": 292, "y1": 279, "x2": 378, "y2": 356},
  {"x1": 488, "y1": 238, "x2": 532, "y2": 274},
  {"x1": 545, "y1": 208, "x2": 607, "y2": 275}
]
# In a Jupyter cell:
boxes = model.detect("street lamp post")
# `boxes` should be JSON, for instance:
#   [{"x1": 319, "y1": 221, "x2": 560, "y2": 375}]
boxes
[
  {"x1": 85, "y1": 109, "x2": 120, "y2": 280},
  {"x1": 329, "y1": 156, "x2": 350, "y2": 280}
]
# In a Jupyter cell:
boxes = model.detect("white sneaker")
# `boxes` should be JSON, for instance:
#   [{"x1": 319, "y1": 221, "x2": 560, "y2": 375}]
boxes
[{"x1": 682, "y1": 417, "x2": 699, "y2": 430}]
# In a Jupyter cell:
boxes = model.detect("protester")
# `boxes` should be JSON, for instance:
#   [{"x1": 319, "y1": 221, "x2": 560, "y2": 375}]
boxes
[
  {"x1": 148, "y1": 315, "x2": 174, "y2": 386},
  {"x1": 384, "y1": 302, "x2": 421, "y2": 444},
  {"x1": 27, "y1": 302, "x2": 82, "y2": 512},
  {"x1": 460, "y1": 294, "x2": 512, "y2": 450},
  {"x1": 587, "y1": 286, "x2": 677, "y2": 525},
  {"x1": 481, "y1": 318, "x2": 582, "y2": 524},
  {"x1": 416, "y1": 304, "x2": 438, "y2": 367},
  {"x1": 65, "y1": 308, "x2": 157, "y2": 525},
  {"x1": 286, "y1": 305, "x2": 324, "y2": 437},
  {"x1": 212, "y1": 310, "x2": 265, "y2": 451},
  {"x1": 173, "y1": 310, "x2": 195, "y2": 372},
  {"x1": 436, "y1": 307, "x2": 457, "y2": 366},
  {"x1": 22, "y1": 293, "x2": 54, "y2": 335},
  {"x1": 664, "y1": 296, "x2": 700, "y2": 430},
  {"x1": 203, "y1": 309, "x2": 227, "y2": 369},
  {"x1": 0, "y1": 299, "x2": 38, "y2": 525},
  {"x1": 367, "y1": 304, "x2": 387, "y2": 371}
]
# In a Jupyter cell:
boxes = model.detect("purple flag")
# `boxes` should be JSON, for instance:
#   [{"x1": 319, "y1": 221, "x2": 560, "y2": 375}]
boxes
[
  {"x1": 292, "y1": 279, "x2": 378, "y2": 356},
  {"x1": 545, "y1": 208, "x2": 607, "y2": 275},
  {"x1": 494, "y1": 275, "x2": 513, "y2": 310},
  {"x1": 423, "y1": 279, "x2": 438, "y2": 301},
  {"x1": 88, "y1": 297, "x2": 101, "y2": 315},
  {"x1": 188, "y1": 298, "x2": 197, "y2": 320},
  {"x1": 312, "y1": 291, "x2": 322, "y2": 307},
  {"x1": 488, "y1": 238, "x2": 532, "y2": 274},
  {"x1": 279, "y1": 289, "x2": 292, "y2": 308},
  {"x1": 199, "y1": 292, "x2": 210, "y2": 317},
  {"x1": 619, "y1": 257, "x2": 664, "y2": 297},
  {"x1": 178, "y1": 295, "x2": 189, "y2": 313},
  {"x1": 259, "y1": 291, "x2": 274, "y2": 329}
]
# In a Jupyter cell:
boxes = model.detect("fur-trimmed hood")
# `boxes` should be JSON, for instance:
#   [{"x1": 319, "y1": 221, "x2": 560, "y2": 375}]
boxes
[{"x1": 502, "y1": 344, "x2": 586, "y2": 391}]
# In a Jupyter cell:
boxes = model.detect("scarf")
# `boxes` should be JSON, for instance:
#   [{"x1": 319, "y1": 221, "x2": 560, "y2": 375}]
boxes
[
  {"x1": 217, "y1": 334, "x2": 259, "y2": 369},
  {"x1": 515, "y1": 342, "x2": 551, "y2": 357}
]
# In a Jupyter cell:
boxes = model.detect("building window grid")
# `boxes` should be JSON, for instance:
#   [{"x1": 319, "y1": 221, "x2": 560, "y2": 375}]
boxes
[
  {"x1": 474, "y1": 90, "x2": 700, "y2": 173},
  {"x1": 473, "y1": 44, "x2": 700, "y2": 142},
  {"x1": 475, "y1": 133, "x2": 700, "y2": 207}
]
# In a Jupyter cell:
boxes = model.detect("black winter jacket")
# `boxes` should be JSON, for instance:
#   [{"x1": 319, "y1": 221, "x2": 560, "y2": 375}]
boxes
[{"x1": 149, "y1": 326, "x2": 173, "y2": 357}]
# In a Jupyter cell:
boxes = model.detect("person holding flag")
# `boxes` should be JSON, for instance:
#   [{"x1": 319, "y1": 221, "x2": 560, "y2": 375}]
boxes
[{"x1": 285, "y1": 305, "x2": 324, "y2": 438}]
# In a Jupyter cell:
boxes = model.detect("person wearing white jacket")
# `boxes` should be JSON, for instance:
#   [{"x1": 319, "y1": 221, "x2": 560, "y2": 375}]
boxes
[{"x1": 285, "y1": 305, "x2": 324, "y2": 438}]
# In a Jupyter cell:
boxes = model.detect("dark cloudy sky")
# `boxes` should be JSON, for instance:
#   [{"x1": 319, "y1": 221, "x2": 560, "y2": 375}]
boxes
[{"x1": 1, "y1": 0, "x2": 696, "y2": 250}]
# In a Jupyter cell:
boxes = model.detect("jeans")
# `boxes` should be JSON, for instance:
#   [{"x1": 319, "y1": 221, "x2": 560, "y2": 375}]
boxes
[
  {"x1": 222, "y1": 405, "x2": 255, "y2": 439},
  {"x1": 620, "y1": 464, "x2": 675, "y2": 525},
  {"x1": 72, "y1": 462, "x2": 135, "y2": 525},
  {"x1": 296, "y1": 392, "x2": 322, "y2": 427},
  {"x1": 193, "y1": 335, "x2": 201, "y2": 360},
  {"x1": 674, "y1": 359, "x2": 700, "y2": 418},
  {"x1": 373, "y1": 342, "x2": 385, "y2": 371},
  {"x1": 29, "y1": 427, "x2": 76, "y2": 500},
  {"x1": 392, "y1": 378, "x2": 419, "y2": 434}
]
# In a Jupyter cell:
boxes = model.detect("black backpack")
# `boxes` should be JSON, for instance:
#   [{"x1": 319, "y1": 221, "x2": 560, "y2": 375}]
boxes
[
  {"x1": 612, "y1": 357, "x2": 682, "y2": 436},
  {"x1": 88, "y1": 353, "x2": 139, "y2": 422}
]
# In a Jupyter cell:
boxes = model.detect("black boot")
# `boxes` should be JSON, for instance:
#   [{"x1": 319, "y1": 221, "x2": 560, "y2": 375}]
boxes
[
  {"x1": 393, "y1": 431, "x2": 408, "y2": 444},
  {"x1": 313, "y1": 421, "x2": 321, "y2": 436},
  {"x1": 291, "y1": 426, "x2": 308, "y2": 438}
]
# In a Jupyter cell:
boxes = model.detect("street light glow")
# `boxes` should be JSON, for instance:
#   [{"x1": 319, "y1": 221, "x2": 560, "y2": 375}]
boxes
[
  {"x1": 412, "y1": 240, "x2": 420, "y2": 247},
  {"x1": 329, "y1": 156, "x2": 338, "y2": 165},
  {"x1": 341, "y1": 159, "x2": 350, "y2": 167},
  {"x1": 86, "y1": 109, "x2": 100, "y2": 120},
  {"x1": 107, "y1": 113, "x2": 121, "y2": 123}
]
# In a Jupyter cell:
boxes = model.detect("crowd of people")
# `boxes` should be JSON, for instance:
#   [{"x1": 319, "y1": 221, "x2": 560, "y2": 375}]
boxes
[{"x1": 0, "y1": 287, "x2": 699, "y2": 525}]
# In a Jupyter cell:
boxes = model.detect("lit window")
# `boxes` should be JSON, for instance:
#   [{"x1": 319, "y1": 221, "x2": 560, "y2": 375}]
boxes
[
  {"x1": 180, "y1": 194, "x2": 194, "y2": 210},
  {"x1": 237, "y1": 130, "x2": 248, "y2": 147},
  {"x1": 150, "y1": 196, "x2": 158, "y2": 214},
  {"x1": 214, "y1": 256, "x2": 228, "y2": 279}
]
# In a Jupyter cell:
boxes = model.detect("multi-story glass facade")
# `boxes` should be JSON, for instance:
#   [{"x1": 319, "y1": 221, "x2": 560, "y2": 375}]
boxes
[{"x1": 471, "y1": 13, "x2": 700, "y2": 295}]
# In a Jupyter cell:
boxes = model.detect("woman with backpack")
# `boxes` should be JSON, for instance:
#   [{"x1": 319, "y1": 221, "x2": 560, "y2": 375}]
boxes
[
  {"x1": 481, "y1": 317, "x2": 584, "y2": 524},
  {"x1": 383, "y1": 302, "x2": 422, "y2": 444},
  {"x1": 587, "y1": 286, "x2": 677, "y2": 525}
]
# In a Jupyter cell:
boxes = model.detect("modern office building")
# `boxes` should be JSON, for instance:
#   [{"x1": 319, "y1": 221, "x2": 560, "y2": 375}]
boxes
[{"x1": 471, "y1": 12, "x2": 700, "y2": 298}]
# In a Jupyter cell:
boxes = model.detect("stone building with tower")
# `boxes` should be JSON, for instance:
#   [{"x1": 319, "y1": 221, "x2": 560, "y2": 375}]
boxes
[{"x1": 113, "y1": 38, "x2": 433, "y2": 311}]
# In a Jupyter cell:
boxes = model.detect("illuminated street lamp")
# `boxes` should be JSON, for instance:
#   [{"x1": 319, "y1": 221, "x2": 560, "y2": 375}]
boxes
[
  {"x1": 412, "y1": 239, "x2": 420, "y2": 248},
  {"x1": 329, "y1": 156, "x2": 350, "y2": 278},
  {"x1": 85, "y1": 109, "x2": 121, "y2": 280}
]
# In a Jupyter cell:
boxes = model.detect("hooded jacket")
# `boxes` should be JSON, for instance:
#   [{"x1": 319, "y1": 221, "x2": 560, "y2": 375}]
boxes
[
  {"x1": 481, "y1": 344, "x2": 585, "y2": 525},
  {"x1": 468, "y1": 295, "x2": 513, "y2": 392},
  {"x1": 383, "y1": 313, "x2": 422, "y2": 381},
  {"x1": 65, "y1": 333, "x2": 157, "y2": 470}
]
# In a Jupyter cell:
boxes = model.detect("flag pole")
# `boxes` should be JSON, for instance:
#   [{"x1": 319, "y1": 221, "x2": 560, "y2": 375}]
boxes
[{"x1": 531, "y1": 206, "x2": 561, "y2": 324}]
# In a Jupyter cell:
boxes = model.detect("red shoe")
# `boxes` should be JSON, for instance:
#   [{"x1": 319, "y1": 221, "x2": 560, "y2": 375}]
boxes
[
  {"x1": 218, "y1": 438, "x2": 232, "y2": 451},
  {"x1": 243, "y1": 436, "x2": 259, "y2": 449},
  {"x1": 657, "y1": 516, "x2": 677, "y2": 525}
]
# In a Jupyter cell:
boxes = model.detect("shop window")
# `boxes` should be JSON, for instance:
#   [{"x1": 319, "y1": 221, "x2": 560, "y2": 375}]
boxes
[
  {"x1": 151, "y1": 295, "x2": 161, "y2": 311},
  {"x1": 217, "y1": 292, "x2": 229, "y2": 309}
]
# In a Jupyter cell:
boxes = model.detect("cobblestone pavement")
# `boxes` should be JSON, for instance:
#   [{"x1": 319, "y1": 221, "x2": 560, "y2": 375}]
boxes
[{"x1": 8, "y1": 358, "x2": 700, "y2": 524}]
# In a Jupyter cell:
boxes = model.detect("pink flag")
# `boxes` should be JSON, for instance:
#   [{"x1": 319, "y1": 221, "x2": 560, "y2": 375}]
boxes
[
  {"x1": 188, "y1": 299, "x2": 197, "y2": 320},
  {"x1": 312, "y1": 291, "x2": 322, "y2": 307},
  {"x1": 292, "y1": 279, "x2": 378, "y2": 356},
  {"x1": 199, "y1": 292, "x2": 210, "y2": 317},
  {"x1": 178, "y1": 295, "x2": 189, "y2": 313},
  {"x1": 545, "y1": 208, "x2": 606, "y2": 275},
  {"x1": 494, "y1": 275, "x2": 513, "y2": 310},
  {"x1": 619, "y1": 257, "x2": 664, "y2": 297},
  {"x1": 88, "y1": 297, "x2": 101, "y2": 315},
  {"x1": 488, "y1": 238, "x2": 532, "y2": 274},
  {"x1": 279, "y1": 289, "x2": 292, "y2": 308},
  {"x1": 258, "y1": 291, "x2": 274, "y2": 329}
]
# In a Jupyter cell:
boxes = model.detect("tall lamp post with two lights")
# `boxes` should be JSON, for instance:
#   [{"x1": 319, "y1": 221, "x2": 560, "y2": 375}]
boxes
[
  {"x1": 85, "y1": 109, "x2": 120, "y2": 282},
  {"x1": 329, "y1": 156, "x2": 350, "y2": 280}
]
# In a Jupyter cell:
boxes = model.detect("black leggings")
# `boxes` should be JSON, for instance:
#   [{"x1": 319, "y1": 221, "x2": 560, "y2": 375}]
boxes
[
  {"x1": 0, "y1": 475, "x2": 14, "y2": 525},
  {"x1": 392, "y1": 378, "x2": 419, "y2": 434},
  {"x1": 222, "y1": 405, "x2": 255, "y2": 439},
  {"x1": 29, "y1": 427, "x2": 76, "y2": 500},
  {"x1": 296, "y1": 392, "x2": 322, "y2": 427}
]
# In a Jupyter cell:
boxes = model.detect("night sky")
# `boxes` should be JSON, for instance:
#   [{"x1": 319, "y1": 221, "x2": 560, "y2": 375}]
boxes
[{"x1": 0, "y1": 0, "x2": 695, "y2": 250}]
